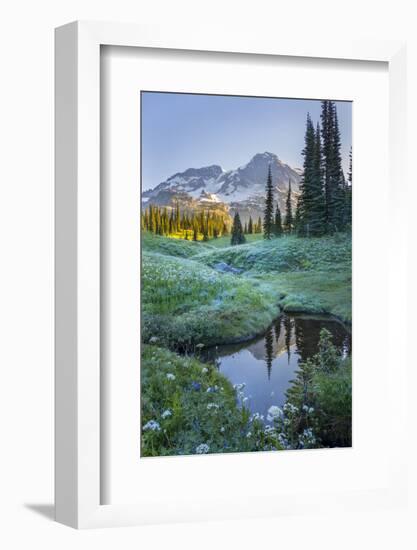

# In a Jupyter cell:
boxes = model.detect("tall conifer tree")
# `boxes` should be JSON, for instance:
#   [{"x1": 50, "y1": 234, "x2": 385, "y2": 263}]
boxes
[
  {"x1": 321, "y1": 100, "x2": 332, "y2": 232},
  {"x1": 284, "y1": 180, "x2": 293, "y2": 234},
  {"x1": 331, "y1": 106, "x2": 346, "y2": 230},
  {"x1": 257, "y1": 216, "x2": 262, "y2": 233},
  {"x1": 312, "y1": 122, "x2": 326, "y2": 235},
  {"x1": 248, "y1": 216, "x2": 253, "y2": 234},
  {"x1": 346, "y1": 146, "x2": 352, "y2": 227},
  {"x1": 293, "y1": 197, "x2": 301, "y2": 236},
  {"x1": 231, "y1": 212, "x2": 246, "y2": 245},
  {"x1": 273, "y1": 203, "x2": 283, "y2": 236},
  {"x1": 263, "y1": 165, "x2": 274, "y2": 239},
  {"x1": 321, "y1": 100, "x2": 346, "y2": 233},
  {"x1": 299, "y1": 114, "x2": 315, "y2": 236}
]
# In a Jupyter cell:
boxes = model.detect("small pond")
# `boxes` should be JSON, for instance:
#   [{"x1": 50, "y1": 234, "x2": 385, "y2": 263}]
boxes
[{"x1": 200, "y1": 313, "x2": 351, "y2": 420}]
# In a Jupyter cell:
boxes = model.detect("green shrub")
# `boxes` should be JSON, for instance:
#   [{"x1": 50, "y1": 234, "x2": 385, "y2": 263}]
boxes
[{"x1": 273, "y1": 329, "x2": 352, "y2": 449}]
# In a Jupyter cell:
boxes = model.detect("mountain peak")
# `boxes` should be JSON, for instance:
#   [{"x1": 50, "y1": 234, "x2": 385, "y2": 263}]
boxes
[
  {"x1": 167, "y1": 164, "x2": 223, "y2": 181},
  {"x1": 143, "y1": 152, "x2": 301, "y2": 219},
  {"x1": 249, "y1": 152, "x2": 280, "y2": 163}
]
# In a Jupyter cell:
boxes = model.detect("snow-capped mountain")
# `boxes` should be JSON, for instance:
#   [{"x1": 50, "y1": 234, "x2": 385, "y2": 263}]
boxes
[{"x1": 142, "y1": 152, "x2": 301, "y2": 222}]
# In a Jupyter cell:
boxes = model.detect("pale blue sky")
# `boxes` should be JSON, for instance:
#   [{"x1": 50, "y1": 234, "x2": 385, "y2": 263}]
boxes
[{"x1": 141, "y1": 92, "x2": 352, "y2": 191}]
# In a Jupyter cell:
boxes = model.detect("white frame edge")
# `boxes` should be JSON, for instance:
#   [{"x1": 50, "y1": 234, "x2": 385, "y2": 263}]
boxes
[{"x1": 55, "y1": 20, "x2": 407, "y2": 529}]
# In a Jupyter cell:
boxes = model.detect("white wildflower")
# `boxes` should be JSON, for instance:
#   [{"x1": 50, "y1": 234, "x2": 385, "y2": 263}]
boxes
[
  {"x1": 161, "y1": 409, "x2": 172, "y2": 419},
  {"x1": 250, "y1": 412, "x2": 264, "y2": 423},
  {"x1": 195, "y1": 443, "x2": 210, "y2": 454},
  {"x1": 201, "y1": 367, "x2": 208, "y2": 374},
  {"x1": 143, "y1": 420, "x2": 161, "y2": 432},
  {"x1": 283, "y1": 402, "x2": 298, "y2": 414},
  {"x1": 207, "y1": 403, "x2": 219, "y2": 410},
  {"x1": 220, "y1": 426, "x2": 225, "y2": 433},
  {"x1": 166, "y1": 373, "x2": 175, "y2": 381},
  {"x1": 267, "y1": 405, "x2": 283, "y2": 422}
]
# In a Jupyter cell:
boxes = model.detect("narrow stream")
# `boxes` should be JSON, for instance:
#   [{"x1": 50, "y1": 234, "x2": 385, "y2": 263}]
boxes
[{"x1": 200, "y1": 313, "x2": 351, "y2": 420}]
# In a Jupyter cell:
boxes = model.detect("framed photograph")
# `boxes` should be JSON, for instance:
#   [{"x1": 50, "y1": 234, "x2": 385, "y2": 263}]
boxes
[{"x1": 55, "y1": 21, "x2": 408, "y2": 528}]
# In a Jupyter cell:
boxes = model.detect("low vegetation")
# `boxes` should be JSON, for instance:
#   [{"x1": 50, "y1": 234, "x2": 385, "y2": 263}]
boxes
[
  {"x1": 142, "y1": 247, "x2": 279, "y2": 351},
  {"x1": 141, "y1": 345, "x2": 284, "y2": 456}
]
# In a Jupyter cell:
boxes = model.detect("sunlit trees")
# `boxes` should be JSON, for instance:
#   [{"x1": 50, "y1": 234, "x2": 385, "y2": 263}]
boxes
[{"x1": 142, "y1": 205, "x2": 230, "y2": 241}]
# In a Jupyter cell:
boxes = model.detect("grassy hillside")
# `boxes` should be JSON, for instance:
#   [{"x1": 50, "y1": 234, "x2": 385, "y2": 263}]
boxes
[
  {"x1": 195, "y1": 234, "x2": 352, "y2": 322},
  {"x1": 141, "y1": 232, "x2": 351, "y2": 351},
  {"x1": 142, "y1": 248, "x2": 279, "y2": 350},
  {"x1": 205, "y1": 233, "x2": 264, "y2": 248},
  {"x1": 195, "y1": 234, "x2": 351, "y2": 273},
  {"x1": 141, "y1": 232, "x2": 213, "y2": 258}
]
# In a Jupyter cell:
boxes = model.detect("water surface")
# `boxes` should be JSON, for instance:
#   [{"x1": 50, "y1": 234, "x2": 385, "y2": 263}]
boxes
[{"x1": 201, "y1": 314, "x2": 351, "y2": 420}]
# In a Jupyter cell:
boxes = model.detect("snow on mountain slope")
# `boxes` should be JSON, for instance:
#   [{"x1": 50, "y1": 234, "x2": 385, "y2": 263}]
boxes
[{"x1": 142, "y1": 152, "x2": 301, "y2": 221}]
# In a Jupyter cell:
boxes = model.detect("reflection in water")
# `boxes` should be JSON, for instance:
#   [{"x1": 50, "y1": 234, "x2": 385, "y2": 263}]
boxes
[
  {"x1": 265, "y1": 327, "x2": 273, "y2": 380},
  {"x1": 201, "y1": 314, "x2": 351, "y2": 421},
  {"x1": 284, "y1": 316, "x2": 293, "y2": 364}
]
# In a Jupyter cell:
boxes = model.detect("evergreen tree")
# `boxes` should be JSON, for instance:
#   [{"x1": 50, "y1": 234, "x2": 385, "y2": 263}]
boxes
[
  {"x1": 193, "y1": 226, "x2": 198, "y2": 241},
  {"x1": 244, "y1": 222, "x2": 248, "y2": 234},
  {"x1": 257, "y1": 216, "x2": 262, "y2": 234},
  {"x1": 345, "y1": 146, "x2": 352, "y2": 227},
  {"x1": 175, "y1": 201, "x2": 181, "y2": 232},
  {"x1": 348, "y1": 146, "x2": 352, "y2": 185},
  {"x1": 298, "y1": 116, "x2": 325, "y2": 237},
  {"x1": 263, "y1": 165, "x2": 274, "y2": 239},
  {"x1": 321, "y1": 100, "x2": 332, "y2": 232},
  {"x1": 331, "y1": 106, "x2": 346, "y2": 230},
  {"x1": 321, "y1": 100, "x2": 346, "y2": 233},
  {"x1": 148, "y1": 205, "x2": 152, "y2": 232},
  {"x1": 248, "y1": 216, "x2": 253, "y2": 234},
  {"x1": 230, "y1": 211, "x2": 246, "y2": 246},
  {"x1": 293, "y1": 197, "x2": 301, "y2": 236},
  {"x1": 273, "y1": 203, "x2": 283, "y2": 236},
  {"x1": 312, "y1": 122, "x2": 326, "y2": 235},
  {"x1": 284, "y1": 179, "x2": 293, "y2": 234}
]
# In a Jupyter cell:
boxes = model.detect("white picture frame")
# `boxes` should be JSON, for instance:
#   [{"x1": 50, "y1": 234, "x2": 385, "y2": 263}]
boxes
[{"x1": 55, "y1": 20, "x2": 408, "y2": 529}]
